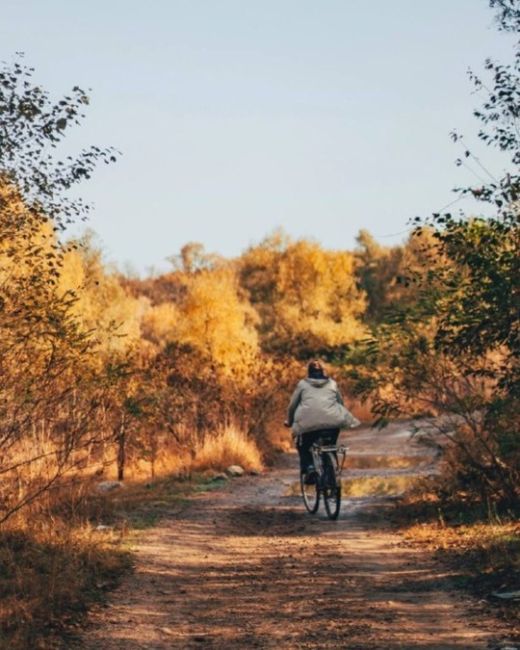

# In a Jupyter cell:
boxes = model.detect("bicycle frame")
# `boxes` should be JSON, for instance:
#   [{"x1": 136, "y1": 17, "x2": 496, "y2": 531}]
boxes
[{"x1": 310, "y1": 443, "x2": 348, "y2": 480}]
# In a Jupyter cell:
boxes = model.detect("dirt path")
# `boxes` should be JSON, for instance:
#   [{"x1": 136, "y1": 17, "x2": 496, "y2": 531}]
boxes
[{"x1": 76, "y1": 424, "x2": 505, "y2": 649}]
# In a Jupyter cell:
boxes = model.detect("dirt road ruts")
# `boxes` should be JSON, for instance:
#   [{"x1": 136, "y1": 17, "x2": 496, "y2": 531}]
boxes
[{"x1": 75, "y1": 424, "x2": 503, "y2": 649}]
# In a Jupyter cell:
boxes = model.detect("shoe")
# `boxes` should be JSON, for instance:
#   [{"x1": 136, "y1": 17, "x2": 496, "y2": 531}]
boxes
[{"x1": 304, "y1": 466, "x2": 316, "y2": 485}]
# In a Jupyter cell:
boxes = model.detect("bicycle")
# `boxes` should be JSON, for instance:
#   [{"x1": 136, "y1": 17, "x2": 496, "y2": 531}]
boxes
[{"x1": 300, "y1": 437, "x2": 348, "y2": 520}]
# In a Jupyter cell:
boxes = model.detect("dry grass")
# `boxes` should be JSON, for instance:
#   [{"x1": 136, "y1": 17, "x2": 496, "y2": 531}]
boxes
[
  {"x1": 286, "y1": 474, "x2": 419, "y2": 498},
  {"x1": 0, "y1": 513, "x2": 130, "y2": 650},
  {"x1": 121, "y1": 449, "x2": 192, "y2": 481},
  {"x1": 341, "y1": 474, "x2": 419, "y2": 497},
  {"x1": 191, "y1": 425, "x2": 263, "y2": 473},
  {"x1": 0, "y1": 466, "x2": 236, "y2": 648},
  {"x1": 346, "y1": 454, "x2": 430, "y2": 470},
  {"x1": 405, "y1": 520, "x2": 520, "y2": 556},
  {"x1": 0, "y1": 440, "x2": 133, "y2": 647},
  {"x1": 391, "y1": 485, "x2": 520, "y2": 632},
  {"x1": 0, "y1": 422, "x2": 264, "y2": 648},
  {"x1": 403, "y1": 519, "x2": 520, "y2": 629},
  {"x1": 0, "y1": 440, "x2": 251, "y2": 648},
  {"x1": 267, "y1": 426, "x2": 293, "y2": 453}
]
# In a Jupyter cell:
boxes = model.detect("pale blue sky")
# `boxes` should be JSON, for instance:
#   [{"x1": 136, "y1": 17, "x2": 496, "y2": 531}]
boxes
[{"x1": 1, "y1": 1, "x2": 514, "y2": 273}]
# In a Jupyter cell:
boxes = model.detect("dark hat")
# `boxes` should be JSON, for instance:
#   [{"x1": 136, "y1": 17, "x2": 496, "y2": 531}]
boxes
[{"x1": 307, "y1": 360, "x2": 326, "y2": 379}]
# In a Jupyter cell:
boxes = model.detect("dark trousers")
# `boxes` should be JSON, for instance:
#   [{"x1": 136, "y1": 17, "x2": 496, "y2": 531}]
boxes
[{"x1": 297, "y1": 429, "x2": 340, "y2": 473}]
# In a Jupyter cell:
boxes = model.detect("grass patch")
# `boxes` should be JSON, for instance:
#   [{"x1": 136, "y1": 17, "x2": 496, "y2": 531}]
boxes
[
  {"x1": 192, "y1": 425, "x2": 263, "y2": 473},
  {"x1": 346, "y1": 454, "x2": 431, "y2": 470},
  {"x1": 391, "y1": 490, "x2": 520, "y2": 632},
  {"x1": 0, "y1": 521, "x2": 131, "y2": 650},
  {"x1": 341, "y1": 474, "x2": 420, "y2": 497},
  {"x1": 403, "y1": 520, "x2": 520, "y2": 629}
]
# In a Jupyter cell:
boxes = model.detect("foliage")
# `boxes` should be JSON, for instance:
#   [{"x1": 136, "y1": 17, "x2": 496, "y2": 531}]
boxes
[
  {"x1": 0, "y1": 519, "x2": 130, "y2": 649},
  {"x1": 0, "y1": 59, "x2": 121, "y2": 524},
  {"x1": 191, "y1": 424, "x2": 263, "y2": 473},
  {"x1": 0, "y1": 55, "x2": 115, "y2": 243},
  {"x1": 354, "y1": 229, "x2": 403, "y2": 322},
  {"x1": 172, "y1": 265, "x2": 259, "y2": 371},
  {"x1": 58, "y1": 233, "x2": 143, "y2": 353},
  {"x1": 346, "y1": 0, "x2": 520, "y2": 508},
  {"x1": 239, "y1": 233, "x2": 366, "y2": 357}
]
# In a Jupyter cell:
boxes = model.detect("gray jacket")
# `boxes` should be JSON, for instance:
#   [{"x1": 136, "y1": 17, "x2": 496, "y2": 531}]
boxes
[{"x1": 287, "y1": 377, "x2": 360, "y2": 437}]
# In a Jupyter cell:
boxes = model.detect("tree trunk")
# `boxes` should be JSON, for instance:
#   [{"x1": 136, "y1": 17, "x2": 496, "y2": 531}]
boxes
[{"x1": 117, "y1": 415, "x2": 126, "y2": 482}]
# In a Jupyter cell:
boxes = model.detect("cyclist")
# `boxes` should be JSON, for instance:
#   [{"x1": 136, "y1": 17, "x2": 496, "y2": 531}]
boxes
[{"x1": 285, "y1": 360, "x2": 359, "y2": 482}]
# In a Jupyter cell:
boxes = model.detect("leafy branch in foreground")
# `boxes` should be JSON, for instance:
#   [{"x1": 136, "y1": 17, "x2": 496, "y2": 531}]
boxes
[
  {"x1": 0, "y1": 56, "x2": 121, "y2": 524},
  {"x1": 346, "y1": 0, "x2": 520, "y2": 508}
]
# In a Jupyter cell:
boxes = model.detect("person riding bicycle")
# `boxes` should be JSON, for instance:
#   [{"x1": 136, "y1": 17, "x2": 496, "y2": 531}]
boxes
[{"x1": 285, "y1": 360, "x2": 359, "y2": 482}]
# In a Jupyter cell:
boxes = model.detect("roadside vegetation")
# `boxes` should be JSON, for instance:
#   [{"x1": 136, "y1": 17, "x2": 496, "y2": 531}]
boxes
[
  {"x1": 346, "y1": 0, "x2": 519, "y2": 622},
  {"x1": 0, "y1": 0, "x2": 518, "y2": 646}
]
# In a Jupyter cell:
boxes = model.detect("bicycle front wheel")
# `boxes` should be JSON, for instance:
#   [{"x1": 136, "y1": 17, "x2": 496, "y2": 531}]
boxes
[
  {"x1": 323, "y1": 452, "x2": 341, "y2": 520},
  {"x1": 300, "y1": 471, "x2": 320, "y2": 514}
]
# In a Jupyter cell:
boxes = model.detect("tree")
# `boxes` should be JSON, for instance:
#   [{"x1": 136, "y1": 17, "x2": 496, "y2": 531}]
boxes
[
  {"x1": 0, "y1": 57, "x2": 118, "y2": 522},
  {"x1": 420, "y1": 0, "x2": 520, "y2": 397},
  {"x1": 239, "y1": 235, "x2": 367, "y2": 358},
  {"x1": 174, "y1": 266, "x2": 259, "y2": 371},
  {"x1": 354, "y1": 229, "x2": 403, "y2": 322},
  {"x1": 347, "y1": 0, "x2": 520, "y2": 507},
  {"x1": 167, "y1": 242, "x2": 222, "y2": 274}
]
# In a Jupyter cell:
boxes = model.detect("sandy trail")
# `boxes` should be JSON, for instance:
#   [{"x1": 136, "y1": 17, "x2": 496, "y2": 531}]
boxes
[{"x1": 76, "y1": 424, "x2": 502, "y2": 649}]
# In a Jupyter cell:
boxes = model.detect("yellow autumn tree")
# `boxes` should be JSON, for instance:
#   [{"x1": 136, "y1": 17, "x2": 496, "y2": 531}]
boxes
[
  {"x1": 58, "y1": 235, "x2": 143, "y2": 353},
  {"x1": 174, "y1": 266, "x2": 259, "y2": 371},
  {"x1": 240, "y1": 233, "x2": 366, "y2": 355}
]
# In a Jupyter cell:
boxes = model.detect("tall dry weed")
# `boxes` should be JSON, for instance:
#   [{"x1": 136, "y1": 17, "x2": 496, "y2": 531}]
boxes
[
  {"x1": 0, "y1": 496, "x2": 130, "y2": 649},
  {"x1": 191, "y1": 425, "x2": 263, "y2": 473}
]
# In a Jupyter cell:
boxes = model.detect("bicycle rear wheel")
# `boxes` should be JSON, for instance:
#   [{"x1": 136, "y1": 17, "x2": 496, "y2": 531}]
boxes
[
  {"x1": 323, "y1": 452, "x2": 341, "y2": 520},
  {"x1": 300, "y1": 471, "x2": 320, "y2": 514}
]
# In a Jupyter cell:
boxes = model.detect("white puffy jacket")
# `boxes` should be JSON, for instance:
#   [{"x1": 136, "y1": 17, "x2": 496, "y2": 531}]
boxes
[{"x1": 287, "y1": 377, "x2": 360, "y2": 437}]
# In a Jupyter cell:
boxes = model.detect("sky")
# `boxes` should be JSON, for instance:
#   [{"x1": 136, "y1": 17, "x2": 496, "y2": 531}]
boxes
[{"x1": 1, "y1": 1, "x2": 515, "y2": 274}]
